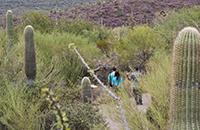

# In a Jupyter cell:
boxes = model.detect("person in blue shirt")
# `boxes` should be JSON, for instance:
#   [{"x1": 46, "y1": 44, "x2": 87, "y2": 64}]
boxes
[
  {"x1": 112, "y1": 71, "x2": 123, "y2": 93},
  {"x1": 108, "y1": 67, "x2": 117, "y2": 87}
]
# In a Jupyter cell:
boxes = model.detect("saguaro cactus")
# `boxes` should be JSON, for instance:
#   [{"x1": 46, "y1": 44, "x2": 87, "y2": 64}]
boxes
[
  {"x1": 6, "y1": 10, "x2": 14, "y2": 52},
  {"x1": 81, "y1": 77, "x2": 92, "y2": 102},
  {"x1": 24, "y1": 25, "x2": 36, "y2": 86},
  {"x1": 170, "y1": 27, "x2": 200, "y2": 130}
]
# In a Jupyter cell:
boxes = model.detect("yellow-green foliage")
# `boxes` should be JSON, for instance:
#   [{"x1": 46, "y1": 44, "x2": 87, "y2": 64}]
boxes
[
  {"x1": 116, "y1": 25, "x2": 166, "y2": 64},
  {"x1": 155, "y1": 7, "x2": 200, "y2": 45},
  {"x1": 41, "y1": 85, "x2": 69, "y2": 130},
  {"x1": 119, "y1": 51, "x2": 171, "y2": 130},
  {"x1": 0, "y1": 20, "x2": 104, "y2": 129},
  {"x1": 34, "y1": 31, "x2": 102, "y2": 65},
  {"x1": 141, "y1": 50, "x2": 171, "y2": 130},
  {"x1": 0, "y1": 82, "x2": 46, "y2": 130},
  {"x1": 170, "y1": 27, "x2": 200, "y2": 130},
  {"x1": 22, "y1": 11, "x2": 53, "y2": 33}
]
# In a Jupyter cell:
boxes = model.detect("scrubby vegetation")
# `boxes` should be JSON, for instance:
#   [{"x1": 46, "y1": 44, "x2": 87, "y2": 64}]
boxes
[{"x1": 1, "y1": 3, "x2": 200, "y2": 130}]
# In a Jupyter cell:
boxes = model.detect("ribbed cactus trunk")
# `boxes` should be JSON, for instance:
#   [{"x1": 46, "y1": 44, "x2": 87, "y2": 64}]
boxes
[
  {"x1": 170, "y1": 27, "x2": 200, "y2": 130},
  {"x1": 81, "y1": 77, "x2": 92, "y2": 102},
  {"x1": 6, "y1": 10, "x2": 14, "y2": 52},
  {"x1": 24, "y1": 25, "x2": 36, "y2": 86}
]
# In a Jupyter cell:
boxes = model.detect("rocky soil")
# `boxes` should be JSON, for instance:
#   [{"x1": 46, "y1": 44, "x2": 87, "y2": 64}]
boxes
[
  {"x1": 0, "y1": 0, "x2": 200, "y2": 27},
  {"x1": 50, "y1": 0, "x2": 200, "y2": 27},
  {"x1": 0, "y1": 0, "x2": 96, "y2": 26}
]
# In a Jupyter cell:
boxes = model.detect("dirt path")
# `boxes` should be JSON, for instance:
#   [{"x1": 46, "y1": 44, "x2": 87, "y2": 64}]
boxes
[
  {"x1": 136, "y1": 93, "x2": 152, "y2": 113},
  {"x1": 99, "y1": 104, "x2": 124, "y2": 130},
  {"x1": 99, "y1": 93, "x2": 152, "y2": 130}
]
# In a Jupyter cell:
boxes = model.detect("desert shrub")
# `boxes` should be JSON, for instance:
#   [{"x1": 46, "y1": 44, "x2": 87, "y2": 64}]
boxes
[
  {"x1": 21, "y1": 11, "x2": 54, "y2": 33},
  {"x1": 116, "y1": 25, "x2": 166, "y2": 69},
  {"x1": 56, "y1": 19, "x2": 98, "y2": 35},
  {"x1": 64, "y1": 102, "x2": 104, "y2": 130},
  {"x1": 0, "y1": 81, "x2": 47, "y2": 130},
  {"x1": 0, "y1": 27, "x2": 105, "y2": 129},
  {"x1": 140, "y1": 50, "x2": 171, "y2": 129},
  {"x1": 34, "y1": 31, "x2": 102, "y2": 66},
  {"x1": 155, "y1": 7, "x2": 200, "y2": 45}
]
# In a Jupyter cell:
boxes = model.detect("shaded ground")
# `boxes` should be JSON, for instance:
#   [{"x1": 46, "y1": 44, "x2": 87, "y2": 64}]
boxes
[{"x1": 50, "y1": 0, "x2": 200, "y2": 27}]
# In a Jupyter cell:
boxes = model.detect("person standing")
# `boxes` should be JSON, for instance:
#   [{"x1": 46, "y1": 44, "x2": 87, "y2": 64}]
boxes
[
  {"x1": 108, "y1": 67, "x2": 117, "y2": 87},
  {"x1": 112, "y1": 71, "x2": 123, "y2": 94}
]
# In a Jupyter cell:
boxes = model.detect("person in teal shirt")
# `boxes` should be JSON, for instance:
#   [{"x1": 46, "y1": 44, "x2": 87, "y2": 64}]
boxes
[
  {"x1": 112, "y1": 71, "x2": 123, "y2": 88},
  {"x1": 112, "y1": 71, "x2": 123, "y2": 93},
  {"x1": 108, "y1": 67, "x2": 117, "y2": 87}
]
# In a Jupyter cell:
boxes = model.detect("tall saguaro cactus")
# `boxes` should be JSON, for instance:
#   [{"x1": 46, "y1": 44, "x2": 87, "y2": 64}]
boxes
[
  {"x1": 24, "y1": 25, "x2": 36, "y2": 86},
  {"x1": 6, "y1": 10, "x2": 14, "y2": 52},
  {"x1": 81, "y1": 77, "x2": 92, "y2": 102},
  {"x1": 170, "y1": 27, "x2": 200, "y2": 130}
]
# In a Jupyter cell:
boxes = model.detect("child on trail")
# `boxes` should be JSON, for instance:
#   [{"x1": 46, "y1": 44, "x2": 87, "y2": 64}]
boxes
[{"x1": 108, "y1": 67, "x2": 117, "y2": 88}]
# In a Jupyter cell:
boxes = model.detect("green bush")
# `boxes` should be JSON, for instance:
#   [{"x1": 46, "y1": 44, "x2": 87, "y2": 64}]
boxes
[
  {"x1": 141, "y1": 50, "x2": 171, "y2": 130},
  {"x1": 34, "y1": 31, "x2": 102, "y2": 66},
  {"x1": 0, "y1": 81, "x2": 47, "y2": 130},
  {"x1": 116, "y1": 25, "x2": 166, "y2": 67},
  {"x1": 22, "y1": 11, "x2": 54, "y2": 33},
  {"x1": 56, "y1": 19, "x2": 99, "y2": 35},
  {"x1": 155, "y1": 7, "x2": 200, "y2": 45},
  {"x1": 65, "y1": 102, "x2": 104, "y2": 130}
]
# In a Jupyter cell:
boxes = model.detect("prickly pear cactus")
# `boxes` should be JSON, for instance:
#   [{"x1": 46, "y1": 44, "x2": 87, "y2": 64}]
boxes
[
  {"x1": 24, "y1": 25, "x2": 36, "y2": 86},
  {"x1": 6, "y1": 10, "x2": 14, "y2": 52},
  {"x1": 170, "y1": 27, "x2": 200, "y2": 130},
  {"x1": 81, "y1": 77, "x2": 92, "y2": 102}
]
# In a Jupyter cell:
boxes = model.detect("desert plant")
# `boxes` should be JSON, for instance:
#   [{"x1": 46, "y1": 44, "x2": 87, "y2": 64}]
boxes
[
  {"x1": 41, "y1": 85, "x2": 69, "y2": 130},
  {"x1": 170, "y1": 27, "x2": 200, "y2": 130},
  {"x1": 24, "y1": 25, "x2": 36, "y2": 86},
  {"x1": 65, "y1": 101, "x2": 104, "y2": 130},
  {"x1": 0, "y1": 81, "x2": 46, "y2": 130},
  {"x1": 81, "y1": 77, "x2": 92, "y2": 102},
  {"x1": 22, "y1": 11, "x2": 54, "y2": 33},
  {"x1": 6, "y1": 10, "x2": 14, "y2": 52}
]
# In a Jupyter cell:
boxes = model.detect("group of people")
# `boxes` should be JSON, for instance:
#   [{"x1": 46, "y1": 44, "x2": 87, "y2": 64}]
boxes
[{"x1": 107, "y1": 67, "x2": 143, "y2": 105}]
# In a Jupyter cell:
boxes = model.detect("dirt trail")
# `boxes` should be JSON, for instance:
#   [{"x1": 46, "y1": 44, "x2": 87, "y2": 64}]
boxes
[
  {"x1": 100, "y1": 93, "x2": 152, "y2": 130},
  {"x1": 137, "y1": 93, "x2": 152, "y2": 113}
]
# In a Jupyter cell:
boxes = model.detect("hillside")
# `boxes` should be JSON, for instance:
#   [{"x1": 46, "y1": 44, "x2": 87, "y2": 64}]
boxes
[
  {"x1": 1, "y1": 1, "x2": 200, "y2": 130},
  {"x1": 0, "y1": 0, "x2": 97, "y2": 27},
  {"x1": 49, "y1": 0, "x2": 200, "y2": 27}
]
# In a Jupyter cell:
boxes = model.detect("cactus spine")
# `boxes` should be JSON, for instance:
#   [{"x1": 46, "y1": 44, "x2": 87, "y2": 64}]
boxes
[
  {"x1": 6, "y1": 10, "x2": 14, "y2": 52},
  {"x1": 24, "y1": 25, "x2": 36, "y2": 86},
  {"x1": 81, "y1": 77, "x2": 92, "y2": 102},
  {"x1": 170, "y1": 27, "x2": 200, "y2": 130}
]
